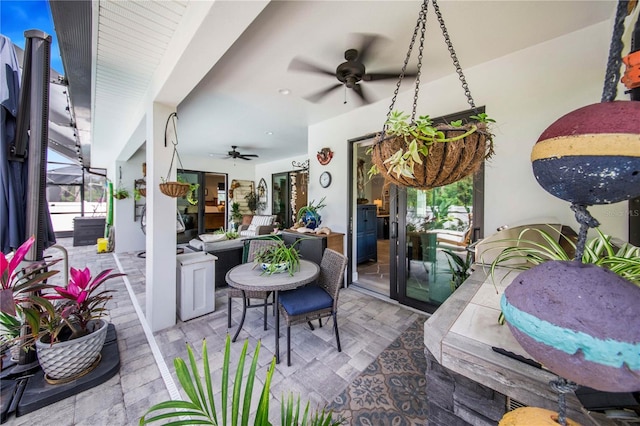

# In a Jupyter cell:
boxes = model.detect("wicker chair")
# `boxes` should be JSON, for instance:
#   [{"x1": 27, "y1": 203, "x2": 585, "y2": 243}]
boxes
[
  {"x1": 227, "y1": 239, "x2": 278, "y2": 331},
  {"x1": 278, "y1": 248, "x2": 348, "y2": 366}
]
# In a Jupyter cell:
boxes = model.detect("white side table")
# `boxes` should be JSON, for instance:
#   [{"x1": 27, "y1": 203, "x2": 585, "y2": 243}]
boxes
[{"x1": 176, "y1": 252, "x2": 217, "y2": 321}]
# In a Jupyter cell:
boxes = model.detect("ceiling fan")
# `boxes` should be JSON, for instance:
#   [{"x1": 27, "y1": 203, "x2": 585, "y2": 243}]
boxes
[
  {"x1": 227, "y1": 146, "x2": 258, "y2": 161},
  {"x1": 288, "y1": 34, "x2": 416, "y2": 105}
]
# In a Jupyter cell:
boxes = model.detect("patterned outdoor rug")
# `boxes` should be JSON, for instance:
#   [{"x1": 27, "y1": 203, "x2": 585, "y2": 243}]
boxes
[{"x1": 327, "y1": 318, "x2": 428, "y2": 425}]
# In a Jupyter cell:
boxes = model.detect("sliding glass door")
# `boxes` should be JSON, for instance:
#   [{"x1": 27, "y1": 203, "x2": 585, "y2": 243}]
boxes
[{"x1": 348, "y1": 108, "x2": 484, "y2": 314}]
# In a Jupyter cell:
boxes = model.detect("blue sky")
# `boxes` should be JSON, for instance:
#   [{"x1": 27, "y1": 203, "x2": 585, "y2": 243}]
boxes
[{"x1": 1, "y1": 0, "x2": 63, "y2": 73}]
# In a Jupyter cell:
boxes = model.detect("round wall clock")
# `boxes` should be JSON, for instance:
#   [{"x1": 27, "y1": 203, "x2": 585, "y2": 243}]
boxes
[{"x1": 319, "y1": 171, "x2": 332, "y2": 188}]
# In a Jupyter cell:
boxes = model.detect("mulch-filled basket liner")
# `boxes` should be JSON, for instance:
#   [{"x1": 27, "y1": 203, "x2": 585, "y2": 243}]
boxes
[
  {"x1": 138, "y1": 187, "x2": 146, "y2": 197},
  {"x1": 159, "y1": 181, "x2": 190, "y2": 198},
  {"x1": 113, "y1": 193, "x2": 128, "y2": 200},
  {"x1": 371, "y1": 122, "x2": 493, "y2": 190}
]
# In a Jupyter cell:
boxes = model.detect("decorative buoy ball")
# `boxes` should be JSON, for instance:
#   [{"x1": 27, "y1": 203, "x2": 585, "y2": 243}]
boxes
[
  {"x1": 501, "y1": 260, "x2": 640, "y2": 392},
  {"x1": 531, "y1": 101, "x2": 640, "y2": 204},
  {"x1": 499, "y1": 407, "x2": 581, "y2": 426}
]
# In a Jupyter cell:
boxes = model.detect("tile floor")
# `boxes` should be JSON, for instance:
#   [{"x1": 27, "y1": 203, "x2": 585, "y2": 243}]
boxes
[{"x1": 5, "y1": 239, "x2": 426, "y2": 425}]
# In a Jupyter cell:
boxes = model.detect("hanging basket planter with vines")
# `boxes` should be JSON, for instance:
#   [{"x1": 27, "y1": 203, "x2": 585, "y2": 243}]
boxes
[
  {"x1": 368, "y1": 0, "x2": 495, "y2": 190},
  {"x1": 159, "y1": 112, "x2": 190, "y2": 198}
]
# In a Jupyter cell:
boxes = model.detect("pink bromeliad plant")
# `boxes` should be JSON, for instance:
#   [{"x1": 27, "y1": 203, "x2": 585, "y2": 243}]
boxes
[
  {"x1": 0, "y1": 236, "x2": 60, "y2": 339},
  {"x1": 1, "y1": 236, "x2": 124, "y2": 347},
  {"x1": 46, "y1": 266, "x2": 124, "y2": 341}
]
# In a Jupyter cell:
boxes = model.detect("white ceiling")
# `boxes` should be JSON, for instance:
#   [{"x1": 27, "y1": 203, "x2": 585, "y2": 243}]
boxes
[{"x1": 90, "y1": 0, "x2": 616, "y2": 165}]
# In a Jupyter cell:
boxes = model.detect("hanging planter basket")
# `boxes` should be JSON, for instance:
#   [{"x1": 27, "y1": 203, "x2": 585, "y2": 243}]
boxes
[
  {"x1": 370, "y1": 0, "x2": 495, "y2": 190},
  {"x1": 158, "y1": 112, "x2": 189, "y2": 199},
  {"x1": 159, "y1": 181, "x2": 190, "y2": 198},
  {"x1": 371, "y1": 122, "x2": 492, "y2": 190}
]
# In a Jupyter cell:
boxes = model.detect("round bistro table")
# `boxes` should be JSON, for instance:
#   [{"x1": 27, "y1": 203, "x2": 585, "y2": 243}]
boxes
[{"x1": 225, "y1": 259, "x2": 320, "y2": 364}]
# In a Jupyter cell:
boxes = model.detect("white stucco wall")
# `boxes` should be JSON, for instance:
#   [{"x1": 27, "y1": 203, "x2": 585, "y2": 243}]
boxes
[
  {"x1": 113, "y1": 150, "x2": 146, "y2": 253},
  {"x1": 307, "y1": 20, "x2": 629, "y2": 241}
]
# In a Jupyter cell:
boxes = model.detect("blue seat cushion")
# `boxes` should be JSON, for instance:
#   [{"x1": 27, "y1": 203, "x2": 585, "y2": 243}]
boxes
[{"x1": 279, "y1": 285, "x2": 333, "y2": 316}]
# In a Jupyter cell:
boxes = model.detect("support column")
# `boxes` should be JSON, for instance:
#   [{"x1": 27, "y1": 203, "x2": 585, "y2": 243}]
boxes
[{"x1": 145, "y1": 103, "x2": 177, "y2": 331}]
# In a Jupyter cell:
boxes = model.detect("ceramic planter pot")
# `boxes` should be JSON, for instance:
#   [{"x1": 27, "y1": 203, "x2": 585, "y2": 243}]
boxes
[
  {"x1": 301, "y1": 211, "x2": 320, "y2": 230},
  {"x1": 36, "y1": 319, "x2": 108, "y2": 381}
]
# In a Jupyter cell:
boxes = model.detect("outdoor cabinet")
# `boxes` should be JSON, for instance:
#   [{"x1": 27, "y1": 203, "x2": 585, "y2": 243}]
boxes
[
  {"x1": 176, "y1": 252, "x2": 217, "y2": 321},
  {"x1": 73, "y1": 217, "x2": 106, "y2": 246},
  {"x1": 282, "y1": 231, "x2": 344, "y2": 265},
  {"x1": 357, "y1": 205, "x2": 377, "y2": 264}
]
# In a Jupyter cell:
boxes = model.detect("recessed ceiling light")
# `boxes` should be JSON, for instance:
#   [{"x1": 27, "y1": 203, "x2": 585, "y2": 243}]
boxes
[
  {"x1": 208, "y1": 153, "x2": 214, "y2": 157},
  {"x1": 265, "y1": 131, "x2": 273, "y2": 136},
  {"x1": 278, "y1": 88, "x2": 291, "y2": 95}
]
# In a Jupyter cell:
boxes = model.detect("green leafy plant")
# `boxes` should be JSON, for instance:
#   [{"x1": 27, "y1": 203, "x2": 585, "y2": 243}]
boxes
[
  {"x1": 139, "y1": 336, "x2": 342, "y2": 426},
  {"x1": 253, "y1": 237, "x2": 301, "y2": 276},
  {"x1": 225, "y1": 230, "x2": 239, "y2": 240},
  {"x1": 367, "y1": 110, "x2": 495, "y2": 179},
  {"x1": 230, "y1": 202, "x2": 243, "y2": 224},
  {"x1": 114, "y1": 187, "x2": 130, "y2": 200},
  {"x1": 482, "y1": 226, "x2": 640, "y2": 324},
  {"x1": 441, "y1": 249, "x2": 473, "y2": 291},
  {"x1": 245, "y1": 191, "x2": 266, "y2": 214},
  {"x1": 296, "y1": 197, "x2": 326, "y2": 227}
]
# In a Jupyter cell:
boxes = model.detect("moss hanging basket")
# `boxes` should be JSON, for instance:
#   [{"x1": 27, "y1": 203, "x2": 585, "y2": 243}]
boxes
[
  {"x1": 159, "y1": 181, "x2": 190, "y2": 198},
  {"x1": 371, "y1": 122, "x2": 493, "y2": 190}
]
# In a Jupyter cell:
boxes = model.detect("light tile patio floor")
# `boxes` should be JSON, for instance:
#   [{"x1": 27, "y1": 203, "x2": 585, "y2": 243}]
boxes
[{"x1": 6, "y1": 238, "x2": 427, "y2": 425}]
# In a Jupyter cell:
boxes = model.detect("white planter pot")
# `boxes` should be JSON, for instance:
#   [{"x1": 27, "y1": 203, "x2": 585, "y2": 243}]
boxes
[{"x1": 36, "y1": 319, "x2": 108, "y2": 381}]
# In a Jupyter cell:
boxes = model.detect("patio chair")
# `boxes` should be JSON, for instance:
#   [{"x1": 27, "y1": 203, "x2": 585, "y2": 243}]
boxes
[
  {"x1": 227, "y1": 239, "x2": 278, "y2": 330},
  {"x1": 278, "y1": 248, "x2": 348, "y2": 366}
]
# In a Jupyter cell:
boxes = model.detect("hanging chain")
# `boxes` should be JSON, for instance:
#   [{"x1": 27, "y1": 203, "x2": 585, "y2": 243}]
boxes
[
  {"x1": 411, "y1": 1, "x2": 428, "y2": 122},
  {"x1": 164, "y1": 112, "x2": 185, "y2": 180},
  {"x1": 384, "y1": 0, "x2": 428, "y2": 131},
  {"x1": 432, "y1": 0, "x2": 476, "y2": 111},
  {"x1": 382, "y1": 0, "x2": 481, "y2": 135},
  {"x1": 602, "y1": 0, "x2": 629, "y2": 102}
]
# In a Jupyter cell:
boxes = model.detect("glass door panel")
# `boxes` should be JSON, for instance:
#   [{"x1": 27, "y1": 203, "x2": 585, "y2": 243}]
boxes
[{"x1": 397, "y1": 177, "x2": 474, "y2": 311}]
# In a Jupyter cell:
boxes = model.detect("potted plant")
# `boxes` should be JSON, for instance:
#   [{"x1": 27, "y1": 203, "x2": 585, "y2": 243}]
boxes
[
  {"x1": 245, "y1": 190, "x2": 266, "y2": 214},
  {"x1": 113, "y1": 186, "x2": 130, "y2": 200},
  {"x1": 296, "y1": 197, "x2": 326, "y2": 230},
  {"x1": 1, "y1": 236, "x2": 125, "y2": 381},
  {"x1": 252, "y1": 238, "x2": 301, "y2": 276},
  {"x1": 230, "y1": 202, "x2": 243, "y2": 229},
  {"x1": 368, "y1": 111, "x2": 495, "y2": 190}
]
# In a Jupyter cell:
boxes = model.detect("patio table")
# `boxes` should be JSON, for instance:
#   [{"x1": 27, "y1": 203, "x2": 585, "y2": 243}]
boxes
[{"x1": 225, "y1": 259, "x2": 320, "y2": 364}]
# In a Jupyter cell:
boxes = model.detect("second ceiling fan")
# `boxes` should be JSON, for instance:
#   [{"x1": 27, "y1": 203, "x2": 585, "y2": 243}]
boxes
[
  {"x1": 227, "y1": 146, "x2": 258, "y2": 160},
  {"x1": 289, "y1": 34, "x2": 416, "y2": 104}
]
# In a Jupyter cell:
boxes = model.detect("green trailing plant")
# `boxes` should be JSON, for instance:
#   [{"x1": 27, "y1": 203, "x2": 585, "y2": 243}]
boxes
[
  {"x1": 139, "y1": 336, "x2": 342, "y2": 426},
  {"x1": 114, "y1": 187, "x2": 130, "y2": 200},
  {"x1": 253, "y1": 237, "x2": 301, "y2": 276},
  {"x1": 368, "y1": 111, "x2": 495, "y2": 179},
  {"x1": 296, "y1": 197, "x2": 326, "y2": 227},
  {"x1": 482, "y1": 226, "x2": 640, "y2": 324},
  {"x1": 244, "y1": 191, "x2": 266, "y2": 214},
  {"x1": 441, "y1": 248, "x2": 474, "y2": 291},
  {"x1": 230, "y1": 202, "x2": 243, "y2": 224}
]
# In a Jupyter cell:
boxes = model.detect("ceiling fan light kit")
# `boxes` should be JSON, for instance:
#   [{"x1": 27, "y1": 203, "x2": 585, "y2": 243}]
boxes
[{"x1": 369, "y1": 0, "x2": 495, "y2": 191}]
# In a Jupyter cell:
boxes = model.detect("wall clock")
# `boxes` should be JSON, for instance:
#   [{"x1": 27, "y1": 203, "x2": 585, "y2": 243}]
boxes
[{"x1": 319, "y1": 171, "x2": 332, "y2": 188}]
